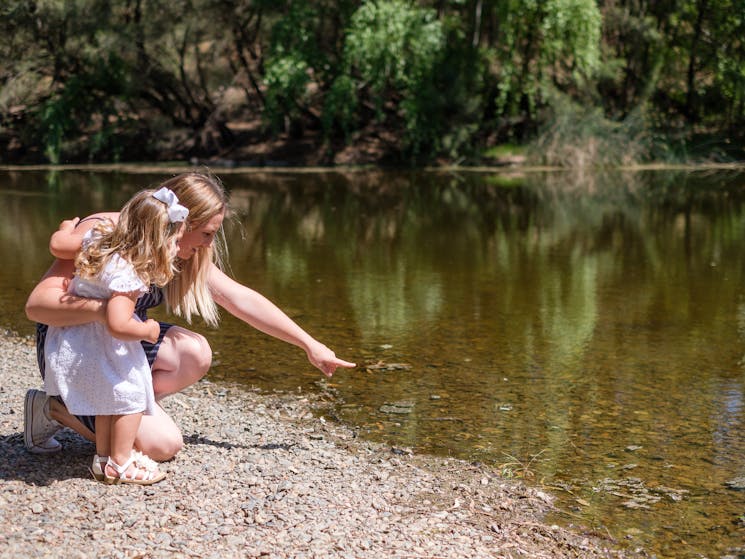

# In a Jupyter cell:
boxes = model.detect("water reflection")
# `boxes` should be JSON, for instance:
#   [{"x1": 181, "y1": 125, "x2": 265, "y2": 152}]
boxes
[{"x1": 2, "y1": 167, "x2": 745, "y2": 557}]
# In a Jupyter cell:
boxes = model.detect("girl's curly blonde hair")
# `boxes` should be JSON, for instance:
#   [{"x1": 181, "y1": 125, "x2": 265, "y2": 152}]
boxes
[{"x1": 75, "y1": 189, "x2": 184, "y2": 288}]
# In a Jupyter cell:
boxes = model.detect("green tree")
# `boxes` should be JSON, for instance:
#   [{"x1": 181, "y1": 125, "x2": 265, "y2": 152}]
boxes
[
  {"x1": 324, "y1": 0, "x2": 446, "y2": 158},
  {"x1": 487, "y1": 0, "x2": 601, "y2": 125},
  {"x1": 0, "y1": 0, "x2": 742, "y2": 164}
]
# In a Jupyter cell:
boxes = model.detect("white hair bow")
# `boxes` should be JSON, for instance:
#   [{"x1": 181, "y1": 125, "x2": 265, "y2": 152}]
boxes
[{"x1": 152, "y1": 187, "x2": 189, "y2": 223}]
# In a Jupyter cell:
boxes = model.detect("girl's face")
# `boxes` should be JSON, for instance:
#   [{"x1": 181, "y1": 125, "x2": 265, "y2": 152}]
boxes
[
  {"x1": 177, "y1": 211, "x2": 225, "y2": 259},
  {"x1": 170, "y1": 223, "x2": 186, "y2": 259}
]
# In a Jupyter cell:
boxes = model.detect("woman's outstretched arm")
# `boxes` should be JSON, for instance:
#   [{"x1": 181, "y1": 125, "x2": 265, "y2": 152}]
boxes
[{"x1": 207, "y1": 264, "x2": 355, "y2": 377}]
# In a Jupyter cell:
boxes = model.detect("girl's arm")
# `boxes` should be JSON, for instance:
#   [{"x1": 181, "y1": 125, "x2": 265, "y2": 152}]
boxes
[
  {"x1": 207, "y1": 264, "x2": 355, "y2": 377},
  {"x1": 106, "y1": 292, "x2": 160, "y2": 343}
]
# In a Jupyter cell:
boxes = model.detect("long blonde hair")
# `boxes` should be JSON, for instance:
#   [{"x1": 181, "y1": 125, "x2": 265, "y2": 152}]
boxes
[
  {"x1": 159, "y1": 172, "x2": 228, "y2": 327},
  {"x1": 76, "y1": 189, "x2": 183, "y2": 288}
]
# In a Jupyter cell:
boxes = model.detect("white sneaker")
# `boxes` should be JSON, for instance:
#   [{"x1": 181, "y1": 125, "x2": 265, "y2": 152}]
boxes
[
  {"x1": 24, "y1": 389, "x2": 62, "y2": 454},
  {"x1": 29, "y1": 437, "x2": 62, "y2": 454}
]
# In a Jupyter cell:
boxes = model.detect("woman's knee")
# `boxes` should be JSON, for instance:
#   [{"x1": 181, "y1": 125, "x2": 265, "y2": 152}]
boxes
[
  {"x1": 164, "y1": 327, "x2": 212, "y2": 377},
  {"x1": 137, "y1": 410, "x2": 184, "y2": 461},
  {"x1": 147, "y1": 432, "x2": 184, "y2": 462},
  {"x1": 183, "y1": 332, "x2": 212, "y2": 378}
]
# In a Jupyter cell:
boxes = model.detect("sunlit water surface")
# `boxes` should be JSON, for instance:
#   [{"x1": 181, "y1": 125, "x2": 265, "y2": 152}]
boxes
[{"x1": 1, "y1": 168, "x2": 744, "y2": 558}]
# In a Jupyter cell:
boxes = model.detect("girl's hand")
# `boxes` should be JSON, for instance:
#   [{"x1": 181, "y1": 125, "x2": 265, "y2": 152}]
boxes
[
  {"x1": 306, "y1": 341, "x2": 356, "y2": 377},
  {"x1": 57, "y1": 217, "x2": 80, "y2": 233},
  {"x1": 144, "y1": 319, "x2": 161, "y2": 344}
]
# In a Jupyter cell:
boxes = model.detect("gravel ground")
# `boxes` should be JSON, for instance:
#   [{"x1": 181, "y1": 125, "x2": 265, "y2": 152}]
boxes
[{"x1": 0, "y1": 334, "x2": 635, "y2": 559}]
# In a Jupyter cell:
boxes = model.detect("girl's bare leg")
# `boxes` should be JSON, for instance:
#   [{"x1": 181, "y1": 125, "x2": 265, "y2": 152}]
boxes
[
  {"x1": 107, "y1": 413, "x2": 152, "y2": 480},
  {"x1": 94, "y1": 415, "x2": 111, "y2": 458}
]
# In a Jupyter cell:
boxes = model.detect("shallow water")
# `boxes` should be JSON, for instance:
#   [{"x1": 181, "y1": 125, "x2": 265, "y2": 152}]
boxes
[{"x1": 2, "y1": 167, "x2": 744, "y2": 557}]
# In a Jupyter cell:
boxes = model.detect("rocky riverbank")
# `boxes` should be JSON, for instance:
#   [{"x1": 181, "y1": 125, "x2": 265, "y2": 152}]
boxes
[{"x1": 0, "y1": 334, "x2": 634, "y2": 558}]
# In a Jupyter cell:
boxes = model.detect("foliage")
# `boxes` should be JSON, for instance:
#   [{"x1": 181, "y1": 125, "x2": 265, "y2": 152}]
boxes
[
  {"x1": 529, "y1": 91, "x2": 655, "y2": 168},
  {"x1": 322, "y1": 74, "x2": 357, "y2": 140},
  {"x1": 0, "y1": 0, "x2": 743, "y2": 164},
  {"x1": 262, "y1": 0, "x2": 318, "y2": 132},
  {"x1": 489, "y1": 0, "x2": 602, "y2": 120},
  {"x1": 263, "y1": 54, "x2": 311, "y2": 133},
  {"x1": 325, "y1": 0, "x2": 446, "y2": 157},
  {"x1": 38, "y1": 55, "x2": 132, "y2": 163}
]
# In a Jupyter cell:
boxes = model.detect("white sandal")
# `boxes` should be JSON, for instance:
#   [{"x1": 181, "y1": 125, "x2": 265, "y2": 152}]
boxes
[
  {"x1": 104, "y1": 451, "x2": 166, "y2": 485},
  {"x1": 90, "y1": 454, "x2": 109, "y2": 482}
]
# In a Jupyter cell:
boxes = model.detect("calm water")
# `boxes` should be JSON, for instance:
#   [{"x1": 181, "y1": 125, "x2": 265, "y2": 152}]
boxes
[{"x1": 1, "y1": 167, "x2": 744, "y2": 557}]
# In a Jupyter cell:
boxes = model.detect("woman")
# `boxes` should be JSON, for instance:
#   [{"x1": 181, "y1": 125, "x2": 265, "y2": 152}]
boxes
[{"x1": 24, "y1": 172, "x2": 355, "y2": 461}]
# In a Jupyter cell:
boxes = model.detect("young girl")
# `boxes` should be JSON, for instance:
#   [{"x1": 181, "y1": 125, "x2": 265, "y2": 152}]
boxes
[{"x1": 43, "y1": 187, "x2": 188, "y2": 485}]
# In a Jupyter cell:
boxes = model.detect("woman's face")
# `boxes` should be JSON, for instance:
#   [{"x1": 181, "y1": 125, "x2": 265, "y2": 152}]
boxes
[{"x1": 177, "y1": 211, "x2": 225, "y2": 259}]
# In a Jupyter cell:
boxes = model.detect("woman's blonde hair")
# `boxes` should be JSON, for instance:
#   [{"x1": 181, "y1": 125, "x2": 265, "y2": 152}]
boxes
[
  {"x1": 159, "y1": 172, "x2": 228, "y2": 327},
  {"x1": 76, "y1": 189, "x2": 183, "y2": 288}
]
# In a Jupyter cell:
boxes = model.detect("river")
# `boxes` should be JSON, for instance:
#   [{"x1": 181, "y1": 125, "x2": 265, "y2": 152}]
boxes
[{"x1": 1, "y1": 166, "x2": 744, "y2": 557}]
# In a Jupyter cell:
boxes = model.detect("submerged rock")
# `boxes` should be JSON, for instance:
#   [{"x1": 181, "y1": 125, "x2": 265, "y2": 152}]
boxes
[
  {"x1": 725, "y1": 477, "x2": 745, "y2": 490},
  {"x1": 379, "y1": 401, "x2": 415, "y2": 414}
]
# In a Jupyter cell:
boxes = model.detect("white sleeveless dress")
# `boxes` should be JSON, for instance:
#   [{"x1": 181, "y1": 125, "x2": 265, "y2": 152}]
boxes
[{"x1": 44, "y1": 252, "x2": 157, "y2": 416}]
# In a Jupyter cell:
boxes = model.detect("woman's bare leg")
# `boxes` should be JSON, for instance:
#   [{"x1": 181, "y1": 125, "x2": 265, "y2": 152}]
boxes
[
  {"x1": 150, "y1": 326, "x2": 212, "y2": 399},
  {"x1": 133, "y1": 326, "x2": 212, "y2": 461},
  {"x1": 47, "y1": 400, "x2": 181, "y2": 461},
  {"x1": 48, "y1": 397, "x2": 95, "y2": 442},
  {"x1": 135, "y1": 404, "x2": 183, "y2": 461}
]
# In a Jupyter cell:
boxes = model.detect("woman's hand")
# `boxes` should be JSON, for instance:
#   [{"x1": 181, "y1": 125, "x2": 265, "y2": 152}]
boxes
[
  {"x1": 306, "y1": 341, "x2": 356, "y2": 377},
  {"x1": 25, "y1": 259, "x2": 107, "y2": 326}
]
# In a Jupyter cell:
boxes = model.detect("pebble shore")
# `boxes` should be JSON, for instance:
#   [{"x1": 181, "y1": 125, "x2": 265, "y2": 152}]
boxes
[{"x1": 0, "y1": 335, "x2": 633, "y2": 559}]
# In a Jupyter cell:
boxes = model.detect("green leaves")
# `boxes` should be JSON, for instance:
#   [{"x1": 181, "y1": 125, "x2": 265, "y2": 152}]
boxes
[
  {"x1": 0, "y1": 0, "x2": 742, "y2": 164},
  {"x1": 325, "y1": 0, "x2": 446, "y2": 156},
  {"x1": 264, "y1": 54, "x2": 311, "y2": 132},
  {"x1": 37, "y1": 54, "x2": 131, "y2": 163},
  {"x1": 492, "y1": 0, "x2": 602, "y2": 118},
  {"x1": 344, "y1": 0, "x2": 444, "y2": 97}
]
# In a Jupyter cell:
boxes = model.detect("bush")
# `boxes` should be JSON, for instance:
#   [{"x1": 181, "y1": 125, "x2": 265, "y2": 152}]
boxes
[{"x1": 529, "y1": 91, "x2": 653, "y2": 168}]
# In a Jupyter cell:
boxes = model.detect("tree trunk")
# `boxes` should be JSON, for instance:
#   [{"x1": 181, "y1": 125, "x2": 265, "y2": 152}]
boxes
[
  {"x1": 685, "y1": 0, "x2": 709, "y2": 123},
  {"x1": 471, "y1": 0, "x2": 483, "y2": 48}
]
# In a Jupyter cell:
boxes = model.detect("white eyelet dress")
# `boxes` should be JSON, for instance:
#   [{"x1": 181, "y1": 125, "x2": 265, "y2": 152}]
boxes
[{"x1": 43, "y1": 252, "x2": 157, "y2": 417}]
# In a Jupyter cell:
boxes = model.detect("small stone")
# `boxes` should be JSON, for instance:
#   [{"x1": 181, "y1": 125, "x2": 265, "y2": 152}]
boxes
[{"x1": 725, "y1": 477, "x2": 745, "y2": 490}]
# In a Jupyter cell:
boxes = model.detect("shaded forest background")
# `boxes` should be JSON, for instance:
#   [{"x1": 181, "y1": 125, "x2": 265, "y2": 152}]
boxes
[{"x1": 1, "y1": 0, "x2": 744, "y2": 167}]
